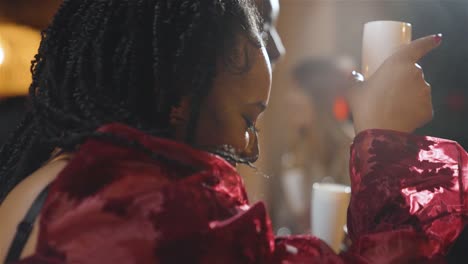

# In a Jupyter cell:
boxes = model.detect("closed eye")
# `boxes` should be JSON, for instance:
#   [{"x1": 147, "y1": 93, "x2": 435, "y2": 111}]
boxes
[{"x1": 243, "y1": 116, "x2": 260, "y2": 134}]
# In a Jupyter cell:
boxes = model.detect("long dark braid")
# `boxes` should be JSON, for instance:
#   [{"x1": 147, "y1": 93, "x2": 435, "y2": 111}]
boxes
[{"x1": 0, "y1": 0, "x2": 263, "y2": 202}]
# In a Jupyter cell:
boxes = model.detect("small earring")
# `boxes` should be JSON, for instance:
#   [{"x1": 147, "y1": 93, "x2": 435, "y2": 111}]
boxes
[{"x1": 241, "y1": 126, "x2": 259, "y2": 162}]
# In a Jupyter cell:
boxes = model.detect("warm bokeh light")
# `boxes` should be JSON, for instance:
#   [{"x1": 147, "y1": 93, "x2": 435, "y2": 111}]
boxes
[
  {"x1": 333, "y1": 96, "x2": 349, "y2": 121},
  {"x1": 0, "y1": 46, "x2": 4, "y2": 65}
]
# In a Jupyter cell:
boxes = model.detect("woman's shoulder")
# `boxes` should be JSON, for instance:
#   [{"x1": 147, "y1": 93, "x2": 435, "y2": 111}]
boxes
[{"x1": 0, "y1": 157, "x2": 68, "y2": 262}]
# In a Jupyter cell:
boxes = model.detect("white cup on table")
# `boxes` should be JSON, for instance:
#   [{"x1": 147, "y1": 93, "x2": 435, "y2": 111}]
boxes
[
  {"x1": 362, "y1": 20, "x2": 412, "y2": 79},
  {"x1": 311, "y1": 183, "x2": 351, "y2": 253}
]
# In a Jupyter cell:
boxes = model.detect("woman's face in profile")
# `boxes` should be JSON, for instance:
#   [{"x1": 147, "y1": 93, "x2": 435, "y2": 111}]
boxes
[
  {"x1": 193, "y1": 35, "x2": 272, "y2": 164},
  {"x1": 174, "y1": 0, "x2": 284, "y2": 165}
]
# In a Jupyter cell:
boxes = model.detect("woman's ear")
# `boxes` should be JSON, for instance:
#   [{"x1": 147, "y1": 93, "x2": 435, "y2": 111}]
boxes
[
  {"x1": 170, "y1": 96, "x2": 191, "y2": 127},
  {"x1": 170, "y1": 96, "x2": 191, "y2": 140}
]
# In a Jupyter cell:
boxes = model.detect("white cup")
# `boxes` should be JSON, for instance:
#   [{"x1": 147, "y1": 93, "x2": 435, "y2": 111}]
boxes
[
  {"x1": 311, "y1": 183, "x2": 351, "y2": 253},
  {"x1": 362, "y1": 20, "x2": 412, "y2": 78}
]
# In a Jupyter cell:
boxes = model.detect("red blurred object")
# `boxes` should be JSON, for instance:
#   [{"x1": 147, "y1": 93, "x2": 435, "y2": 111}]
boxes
[{"x1": 333, "y1": 96, "x2": 350, "y2": 121}]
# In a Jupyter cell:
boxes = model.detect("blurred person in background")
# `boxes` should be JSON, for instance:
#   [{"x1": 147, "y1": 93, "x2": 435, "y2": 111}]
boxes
[
  {"x1": 278, "y1": 56, "x2": 355, "y2": 233},
  {"x1": 291, "y1": 56, "x2": 355, "y2": 185},
  {"x1": 0, "y1": 0, "x2": 61, "y2": 146}
]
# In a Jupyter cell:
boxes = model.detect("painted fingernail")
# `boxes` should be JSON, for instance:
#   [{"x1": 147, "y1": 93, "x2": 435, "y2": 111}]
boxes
[{"x1": 434, "y1": 33, "x2": 443, "y2": 44}]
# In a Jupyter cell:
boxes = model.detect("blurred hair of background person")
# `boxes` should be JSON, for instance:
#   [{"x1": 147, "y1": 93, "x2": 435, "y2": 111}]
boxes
[
  {"x1": 276, "y1": 56, "x2": 355, "y2": 234},
  {"x1": 0, "y1": 0, "x2": 62, "y2": 146},
  {"x1": 291, "y1": 56, "x2": 355, "y2": 185}
]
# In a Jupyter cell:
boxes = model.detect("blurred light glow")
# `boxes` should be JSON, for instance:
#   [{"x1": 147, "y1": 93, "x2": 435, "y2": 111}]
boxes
[
  {"x1": 0, "y1": 46, "x2": 4, "y2": 65},
  {"x1": 333, "y1": 97, "x2": 350, "y2": 121}
]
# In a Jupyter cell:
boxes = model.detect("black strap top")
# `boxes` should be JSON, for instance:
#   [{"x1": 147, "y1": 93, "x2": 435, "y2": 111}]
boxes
[{"x1": 4, "y1": 185, "x2": 49, "y2": 263}]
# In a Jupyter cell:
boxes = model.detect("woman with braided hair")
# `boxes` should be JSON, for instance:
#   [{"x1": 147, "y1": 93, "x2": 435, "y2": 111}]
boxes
[
  {"x1": 0, "y1": 0, "x2": 458, "y2": 263},
  {"x1": 0, "y1": 0, "x2": 272, "y2": 261}
]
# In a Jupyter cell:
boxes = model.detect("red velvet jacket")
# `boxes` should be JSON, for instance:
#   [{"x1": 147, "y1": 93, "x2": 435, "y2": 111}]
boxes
[{"x1": 18, "y1": 124, "x2": 468, "y2": 263}]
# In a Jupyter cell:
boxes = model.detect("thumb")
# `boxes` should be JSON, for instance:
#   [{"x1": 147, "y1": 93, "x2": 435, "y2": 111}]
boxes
[{"x1": 395, "y1": 34, "x2": 442, "y2": 62}]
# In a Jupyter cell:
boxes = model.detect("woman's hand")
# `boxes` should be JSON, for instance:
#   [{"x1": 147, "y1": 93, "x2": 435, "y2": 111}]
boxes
[{"x1": 349, "y1": 34, "x2": 442, "y2": 134}]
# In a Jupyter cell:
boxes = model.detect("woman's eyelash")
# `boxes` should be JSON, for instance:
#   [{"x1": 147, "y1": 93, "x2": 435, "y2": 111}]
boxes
[
  {"x1": 244, "y1": 116, "x2": 260, "y2": 133},
  {"x1": 261, "y1": 31, "x2": 269, "y2": 46}
]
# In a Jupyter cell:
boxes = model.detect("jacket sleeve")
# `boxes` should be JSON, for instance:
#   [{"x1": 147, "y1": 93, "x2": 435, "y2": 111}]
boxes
[{"x1": 344, "y1": 129, "x2": 468, "y2": 263}]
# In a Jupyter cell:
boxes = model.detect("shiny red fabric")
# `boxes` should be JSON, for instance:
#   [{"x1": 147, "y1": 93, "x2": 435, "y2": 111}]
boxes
[{"x1": 17, "y1": 125, "x2": 467, "y2": 263}]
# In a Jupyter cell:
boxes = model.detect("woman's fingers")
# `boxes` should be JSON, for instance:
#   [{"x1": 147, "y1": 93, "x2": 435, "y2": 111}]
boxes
[
  {"x1": 394, "y1": 34, "x2": 442, "y2": 62},
  {"x1": 348, "y1": 34, "x2": 442, "y2": 134}
]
